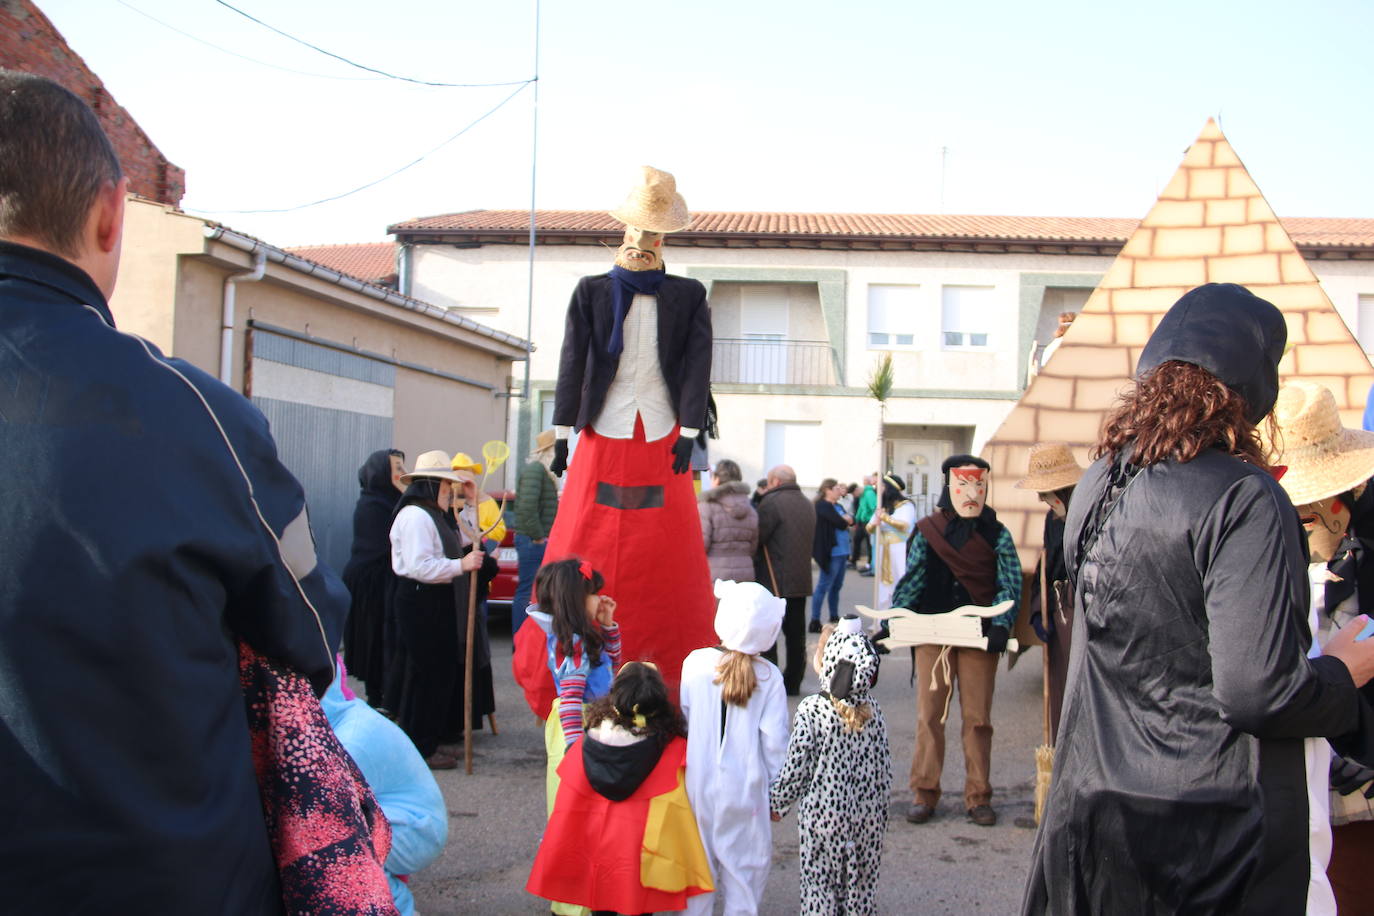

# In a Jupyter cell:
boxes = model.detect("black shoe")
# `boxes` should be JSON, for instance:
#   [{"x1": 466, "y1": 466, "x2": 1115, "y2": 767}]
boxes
[
  {"x1": 808, "y1": 619, "x2": 823, "y2": 634},
  {"x1": 859, "y1": 569, "x2": 875, "y2": 577},
  {"x1": 906, "y1": 802, "x2": 935, "y2": 824},
  {"x1": 829, "y1": 616, "x2": 840, "y2": 624},
  {"x1": 967, "y1": 804, "x2": 997, "y2": 827}
]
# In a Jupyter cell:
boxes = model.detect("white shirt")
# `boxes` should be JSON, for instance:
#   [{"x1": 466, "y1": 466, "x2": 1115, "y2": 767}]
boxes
[
  {"x1": 390, "y1": 504, "x2": 465, "y2": 584},
  {"x1": 556, "y1": 292, "x2": 698, "y2": 443},
  {"x1": 1304, "y1": 563, "x2": 1336, "y2": 916}
]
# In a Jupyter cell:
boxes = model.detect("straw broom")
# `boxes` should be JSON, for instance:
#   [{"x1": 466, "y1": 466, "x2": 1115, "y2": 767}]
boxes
[{"x1": 1033, "y1": 553, "x2": 1054, "y2": 823}]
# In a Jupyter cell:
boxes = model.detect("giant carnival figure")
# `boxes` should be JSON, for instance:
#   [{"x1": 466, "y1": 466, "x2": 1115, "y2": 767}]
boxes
[{"x1": 539, "y1": 166, "x2": 716, "y2": 691}]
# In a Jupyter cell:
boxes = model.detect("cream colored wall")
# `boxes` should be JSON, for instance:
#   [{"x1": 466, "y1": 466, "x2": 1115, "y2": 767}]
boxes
[
  {"x1": 107, "y1": 197, "x2": 206, "y2": 354},
  {"x1": 709, "y1": 390, "x2": 1013, "y2": 491},
  {"x1": 411, "y1": 243, "x2": 1115, "y2": 390}
]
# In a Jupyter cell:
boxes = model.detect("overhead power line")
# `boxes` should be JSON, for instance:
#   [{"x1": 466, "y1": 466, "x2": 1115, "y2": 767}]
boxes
[
  {"x1": 188, "y1": 80, "x2": 532, "y2": 215},
  {"x1": 212, "y1": 0, "x2": 533, "y2": 87},
  {"x1": 115, "y1": 0, "x2": 386, "y2": 81}
]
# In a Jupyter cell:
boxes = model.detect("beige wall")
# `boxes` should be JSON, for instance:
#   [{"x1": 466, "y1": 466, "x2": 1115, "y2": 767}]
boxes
[{"x1": 112, "y1": 198, "x2": 522, "y2": 464}]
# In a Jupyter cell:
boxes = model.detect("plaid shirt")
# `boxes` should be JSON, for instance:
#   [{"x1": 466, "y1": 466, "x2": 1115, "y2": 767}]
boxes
[{"x1": 891, "y1": 524, "x2": 1020, "y2": 631}]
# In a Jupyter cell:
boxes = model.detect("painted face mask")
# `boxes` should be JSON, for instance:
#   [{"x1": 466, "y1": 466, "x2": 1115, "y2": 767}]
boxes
[
  {"x1": 1298, "y1": 489, "x2": 1359, "y2": 564},
  {"x1": 614, "y1": 225, "x2": 664, "y2": 272},
  {"x1": 949, "y1": 466, "x2": 987, "y2": 519},
  {"x1": 1039, "y1": 490, "x2": 1067, "y2": 520}
]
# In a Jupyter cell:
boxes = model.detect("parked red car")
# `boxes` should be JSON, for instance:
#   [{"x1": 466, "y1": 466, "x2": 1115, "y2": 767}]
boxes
[{"x1": 483, "y1": 489, "x2": 519, "y2": 613}]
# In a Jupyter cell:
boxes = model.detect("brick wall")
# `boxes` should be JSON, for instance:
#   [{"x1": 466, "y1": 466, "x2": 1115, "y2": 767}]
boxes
[{"x1": 0, "y1": 0, "x2": 185, "y2": 204}]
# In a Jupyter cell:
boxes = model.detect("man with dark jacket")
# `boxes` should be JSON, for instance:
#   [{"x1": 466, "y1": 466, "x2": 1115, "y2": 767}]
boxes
[
  {"x1": 0, "y1": 72, "x2": 348, "y2": 913},
  {"x1": 755, "y1": 465, "x2": 817, "y2": 694}
]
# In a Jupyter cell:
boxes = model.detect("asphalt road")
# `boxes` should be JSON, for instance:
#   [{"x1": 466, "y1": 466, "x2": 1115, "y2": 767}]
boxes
[{"x1": 399, "y1": 570, "x2": 1046, "y2": 915}]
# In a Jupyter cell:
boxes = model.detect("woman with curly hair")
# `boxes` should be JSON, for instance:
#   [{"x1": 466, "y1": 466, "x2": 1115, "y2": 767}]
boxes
[{"x1": 1023, "y1": 283, "x2": 1374, "y2": 916}]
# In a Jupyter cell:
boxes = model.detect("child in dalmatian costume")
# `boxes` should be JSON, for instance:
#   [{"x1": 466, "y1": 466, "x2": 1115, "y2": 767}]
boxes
[{"x1": 770, "y1": 617, "x2": 892, "y2": 915}]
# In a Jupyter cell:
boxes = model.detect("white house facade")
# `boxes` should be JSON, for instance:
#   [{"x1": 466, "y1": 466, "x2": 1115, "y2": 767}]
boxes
[{"x1": 379, "y1": 211, "x2": 1374, "y2": 502}]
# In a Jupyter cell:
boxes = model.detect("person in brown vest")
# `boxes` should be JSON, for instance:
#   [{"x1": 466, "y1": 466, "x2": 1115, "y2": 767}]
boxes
[{"x1": 892, "y1": 455, "x2": 1021, "y2": 827}]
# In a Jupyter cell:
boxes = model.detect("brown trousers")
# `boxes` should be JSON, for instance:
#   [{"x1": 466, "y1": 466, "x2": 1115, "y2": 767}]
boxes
[
  {"x1": 1328, "y1": 820, "x2": 1374, "y2": 913},
  {"x1": 910, "y1": 644, "x2": 998, "y2": 809}
]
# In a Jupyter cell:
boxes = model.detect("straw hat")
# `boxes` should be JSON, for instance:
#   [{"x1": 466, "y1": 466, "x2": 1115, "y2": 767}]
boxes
[
  {"x1": 1273, "y1": 381, "x2": 1374, "y2": 506},
  {"x1": 450, "y1": 452, "x2": 483, "y2": 475},
  {"x1": 531, "y1": 428, "x2": 556, "y2": 457},
  {"x1": 400, "y1": 450, "x2": 475, "y2": 486},
  {"x1": 1015, "y1": 443, "x2": 1085, "y2": 493},
  {"x1": 609, "y1": 166, "x2": 692, "y2": 233}
]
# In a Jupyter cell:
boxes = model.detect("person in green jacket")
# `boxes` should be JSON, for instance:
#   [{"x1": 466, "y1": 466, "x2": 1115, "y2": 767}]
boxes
[
  {"x1": 513, "y1": 429, "x2": 560, "y2": 631},
  {"x1": 852, "y1": 474, "x2": 878, "y2": 575}
]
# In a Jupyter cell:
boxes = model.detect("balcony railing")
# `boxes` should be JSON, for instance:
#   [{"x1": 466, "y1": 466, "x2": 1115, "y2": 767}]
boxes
[{"x1": 710, "y1": 338, "x2": 837, "y2": 386}]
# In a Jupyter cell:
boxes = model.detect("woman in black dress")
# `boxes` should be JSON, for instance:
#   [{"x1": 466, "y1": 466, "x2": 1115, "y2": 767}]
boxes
[
  {"x1": 388, "y1": 450, "x2": 496, "y2": 769},
  {"x1": 342, "y1": 448, "x2": 404, "y2": 708}
]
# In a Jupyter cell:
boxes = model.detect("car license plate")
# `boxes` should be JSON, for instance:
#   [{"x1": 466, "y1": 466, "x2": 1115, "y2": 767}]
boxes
[{"x1": 499, "y1": 548, "x2": 518, "y2": 563}]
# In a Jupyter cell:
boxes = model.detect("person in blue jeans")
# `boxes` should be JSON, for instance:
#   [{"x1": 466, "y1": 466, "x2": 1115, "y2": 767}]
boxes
[
  {"x1": 513, "y1": 429, "x2": 561, "y2": 633},
  {"x1": 810, "y1": 478, "x2": 854, "y2": 631}
]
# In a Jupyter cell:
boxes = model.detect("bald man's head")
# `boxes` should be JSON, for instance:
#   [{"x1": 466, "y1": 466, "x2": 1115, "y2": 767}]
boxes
[{"x1": 767, "y1": 465, "x2": 797, "y2": 488}]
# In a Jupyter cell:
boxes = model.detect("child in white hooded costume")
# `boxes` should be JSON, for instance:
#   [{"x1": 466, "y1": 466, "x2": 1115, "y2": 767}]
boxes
[
  {"x1": 680, "y1": 580, "x2": 791, "y2": 915},
  {"x1": 771, "y1": 616, "x2": 891, "y2": 916}
]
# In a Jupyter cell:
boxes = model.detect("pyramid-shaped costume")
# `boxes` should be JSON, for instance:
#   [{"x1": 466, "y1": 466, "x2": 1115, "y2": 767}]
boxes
[{"x1": 983, "y1": 118, "x2": 1374, "y2": 571}]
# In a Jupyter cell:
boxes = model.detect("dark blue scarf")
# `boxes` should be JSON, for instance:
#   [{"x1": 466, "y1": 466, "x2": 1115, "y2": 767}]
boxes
[{"x1": 607, "y1": 265, "x2": 667, "y2": 355}]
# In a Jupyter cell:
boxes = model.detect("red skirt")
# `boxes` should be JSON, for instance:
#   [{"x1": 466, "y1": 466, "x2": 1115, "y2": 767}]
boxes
[{"x1": 542, "y1": 420, "x2": 715, "y2": 693}]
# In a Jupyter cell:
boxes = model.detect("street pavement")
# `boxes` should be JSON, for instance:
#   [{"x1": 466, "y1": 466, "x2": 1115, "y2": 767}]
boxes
[{"x1": 400, "y1": 569, "x2": 1046, "y2": 914}]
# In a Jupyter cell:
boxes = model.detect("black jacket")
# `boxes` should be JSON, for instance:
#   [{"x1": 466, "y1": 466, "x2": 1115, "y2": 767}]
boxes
[
  {"x1": 0, "y1": 242, "x2": 348, "y2": 913},
  {"x1": 1023, "y1": 448, "x2": 1374, "y2": 915},
  {"x1": 553, "y1": 272, "x2": 712, "y2": 433},
  {"x1": 811, "y1": 500, "x2": 849, "y2": 567}
]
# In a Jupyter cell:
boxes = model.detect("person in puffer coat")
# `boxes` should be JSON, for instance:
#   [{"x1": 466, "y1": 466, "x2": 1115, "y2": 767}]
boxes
[{"x1": 700, "y1": 458, "x2": 759, "y2": 583}]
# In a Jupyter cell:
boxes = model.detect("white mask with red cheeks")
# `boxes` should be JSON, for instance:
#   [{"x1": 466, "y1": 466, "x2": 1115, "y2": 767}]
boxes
[
  {"x1": 1298, "y1": 486, "x2": 1363, "y2": 563},
  {"x1": 949, "y1": 466, "x2": 987, "y2": 519},
  {"x1": 1040, "y1": 491, "x2": 1068, "y2": 520},
  {"x1": 614, "y1": 225, "x2": 664, "y2": 271}
]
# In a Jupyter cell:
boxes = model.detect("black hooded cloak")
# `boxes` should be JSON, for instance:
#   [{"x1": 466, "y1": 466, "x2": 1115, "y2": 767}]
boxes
[
  {"x1": 1022, "y1": 284, "x2": 1374, "y2": 915},
  {"x1": 341, "y1": 450, "x2": 400, "y2": 706}
]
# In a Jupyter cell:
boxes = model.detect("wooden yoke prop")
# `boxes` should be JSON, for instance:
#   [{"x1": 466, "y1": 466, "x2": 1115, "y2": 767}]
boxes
[{"x1": 857, "y1": 600, "x2": 1018, "y2": 653}]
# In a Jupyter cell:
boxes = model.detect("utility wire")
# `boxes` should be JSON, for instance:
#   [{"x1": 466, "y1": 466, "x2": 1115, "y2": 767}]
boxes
[
  {"x1": 115, "y1": 0, "x2": 386, "y2": 80},
  {"x1": 187, "y1": 81, "x2": 532, "y2": 214},
  {"x1": 212, "y1": 0, "x2": 533, "y2": 87}
]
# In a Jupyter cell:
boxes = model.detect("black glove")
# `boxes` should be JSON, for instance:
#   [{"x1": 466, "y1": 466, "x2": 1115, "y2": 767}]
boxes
[
  {"x1": 1030, "y1": 611, "x2": 1052, "y2": 643},
  {"x1": 1330, "y1": 752, "x2": 1374, "y2": 798},
  {"x1": 550, "y1": 439, "x2": 569, "y2": 477},
  {"x1": 984, "y1": 624, "x2": 1009, "y2": 655},
  {"x1": 670, "y1": 435, "x2": 694, "y2": 474}
]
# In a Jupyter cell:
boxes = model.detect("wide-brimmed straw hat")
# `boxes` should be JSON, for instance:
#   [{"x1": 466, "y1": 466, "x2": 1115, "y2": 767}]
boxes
[
  {"x1": 1015, "y1": 443, "x2": 1085, "y2": 493},
  {"x1": 531, "y1": 429, "x2": 556, "y2": 457},
  {"x1": 609, "y1": 166, "x2": 692, "y2": 233},
  {"x1": 1273, "y1": 381, "x2": 1374, "y2": 506},
  {"x1": 400, "y1": 450, "x2": 475, "y2": 486}
]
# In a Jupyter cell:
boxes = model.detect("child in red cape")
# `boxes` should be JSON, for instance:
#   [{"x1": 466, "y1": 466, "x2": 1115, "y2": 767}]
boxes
[{"x1": 527, "y1": 661, "x2": 713, "y2": 915}]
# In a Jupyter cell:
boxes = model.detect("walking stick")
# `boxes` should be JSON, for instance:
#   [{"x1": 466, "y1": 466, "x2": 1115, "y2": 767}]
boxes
[
  {"x1": 453, "y1": 440, "x2": 510, "y2": 775},
  {"x1": 1033, "y1": 551, "x2": 1054, "y2": 823}
]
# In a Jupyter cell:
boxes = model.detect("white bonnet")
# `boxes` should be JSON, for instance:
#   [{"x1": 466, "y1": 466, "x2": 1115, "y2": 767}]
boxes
[{"x1": 713, "y1": 579, "x2": 785, "y2": 655}]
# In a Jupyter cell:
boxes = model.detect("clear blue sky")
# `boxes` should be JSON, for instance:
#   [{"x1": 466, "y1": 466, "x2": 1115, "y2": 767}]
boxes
[{"x1": 36, "y1": 0, "x2": 1374, "y2": 247}]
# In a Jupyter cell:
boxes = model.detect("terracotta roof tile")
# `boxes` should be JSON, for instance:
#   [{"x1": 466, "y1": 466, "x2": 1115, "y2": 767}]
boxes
[
  {"x1": 285, "y1": 242, "x2": 397, "y2": 284},
  {"x1": 388, "y1": 210, "x2": 1374, "y2": 248}
]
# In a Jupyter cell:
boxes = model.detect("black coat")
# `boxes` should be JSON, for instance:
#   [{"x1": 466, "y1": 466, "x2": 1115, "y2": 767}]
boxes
[
  {"x1": 1022, "y1": 448, "x2": 1374, "y2": 915},
  {"x1": 0, "y1": 242, "x2": 348, "y2": 913},
  {"x1": 811, "y1": 500, "x2": 850, "y2": 567},
  {"x1": 753, "y1": 484, "x2": 817, "y2": 598},
  {"x1": 553, "y1": 272, "x2": 712, "y2": 433}
]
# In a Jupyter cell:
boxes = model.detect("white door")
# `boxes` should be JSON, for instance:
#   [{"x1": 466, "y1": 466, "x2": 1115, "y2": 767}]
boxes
[{"x1": 740, "y1": 285, "x2": 790, "y2": 384}]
